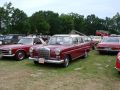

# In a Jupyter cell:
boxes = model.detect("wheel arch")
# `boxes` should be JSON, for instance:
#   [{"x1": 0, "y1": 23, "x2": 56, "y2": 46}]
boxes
[{"x1": 15, "y1": 49, "x2": 27, "y2": 56}]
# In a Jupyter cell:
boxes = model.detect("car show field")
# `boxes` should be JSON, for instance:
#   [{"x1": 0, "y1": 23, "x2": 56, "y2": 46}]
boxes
[{"x1": 0, "y1": 50, "x2": 119, "y2": 90}]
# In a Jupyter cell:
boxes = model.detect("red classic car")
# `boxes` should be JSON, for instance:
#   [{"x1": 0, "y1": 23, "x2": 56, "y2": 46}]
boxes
[
  {"x1": 115, "y1": 52, "x2": 120, "y2": 72},
  {"x1": 0, "y1": 37, "x2": 45, "y2": 60},
  {"x1": 29, "y1": 34, "x2": 91, "y2": 67},
  {"x1": 96, "y1": 37, "x2": 120, "y2": 54}
]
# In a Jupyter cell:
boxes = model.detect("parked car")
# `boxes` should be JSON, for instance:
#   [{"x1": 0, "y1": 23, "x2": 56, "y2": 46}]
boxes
[
  {"x1": 91, "y1": 36, "x2": 102, "y2": 44},
  {"x1": 82, "y1": 36, "x2": 95, "y2": 50},
  {"x1": 96, "y1": 36, "x2": 120, "y2": 54},
  {"x1": 0, "y1": 35, "x2": 5, "y2": 45},
  {"x1": 115, "y1": 52, "x2": 120, "y2": 73},
  {"x1": 0, "y1": 37, "x2": 45, "y2": 60},
  {"x1": 2, "y1": 34, "x2": 25, "y2": 45},
  {"x1": 29, "y1": 34, "x2": 91, "y2": 67}
]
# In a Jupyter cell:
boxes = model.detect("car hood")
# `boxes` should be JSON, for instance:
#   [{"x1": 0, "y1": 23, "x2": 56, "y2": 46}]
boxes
[
  {"x1": 32, "y1": 44, "x2": 71, "y2": 51},
  {"x1": 0, "y1": 44, "x2": 31, "y2": 50},
  {"x1": 97, "y1": 42, "x2": 120, "y2": 47}
]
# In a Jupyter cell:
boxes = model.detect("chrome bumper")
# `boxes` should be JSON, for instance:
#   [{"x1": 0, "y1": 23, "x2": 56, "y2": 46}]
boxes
[
  {"x1": 29, "y1": 57, "x2": 64, "y2": 64},
  {"x1": 2, "y1": 54, "x2": 15, "y2": 57}
]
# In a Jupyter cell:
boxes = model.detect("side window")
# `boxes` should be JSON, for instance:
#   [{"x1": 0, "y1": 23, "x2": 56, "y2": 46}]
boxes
[
  {"x1": 34, "y1": 38, "x2": 42, "y2": 44},
  {"x1": 84, "y1": 37, "x2": 88, "y2": 42},
  {"x1": 73, "y1": 37, "x2": 78, "y2": 44},
  {"x1": 84, "y1": 36, "x2": 91, "y2": 42},
  {"x1": 87, "y1": 37, "x2": 92, "y2": 42},
  {"x1": 78, "y1": 37, "x2": 84, "y2": 43}
]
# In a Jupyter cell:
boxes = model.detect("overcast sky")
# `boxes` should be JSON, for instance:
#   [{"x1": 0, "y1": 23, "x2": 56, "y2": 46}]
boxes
[{"x1": 0, "y1": 0, "x2": 120, "y2": 18}]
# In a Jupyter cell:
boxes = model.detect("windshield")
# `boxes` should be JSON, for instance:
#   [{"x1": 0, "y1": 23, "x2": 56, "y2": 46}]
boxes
[
  {"x1": 48, "y1": 36, "x2": 72, "y2": 45},
  {"x1": 18, "y1": 38, "x2": 33, "y2": 45},
  {"x1": 5, "y1": 35, "x2": 13, "y2": 39},
  {"x1": 101, "y1": 37, "x2": 119, "y2": 43}
]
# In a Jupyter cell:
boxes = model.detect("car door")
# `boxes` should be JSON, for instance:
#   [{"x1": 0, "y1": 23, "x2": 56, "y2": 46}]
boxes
[
  {"x1": 78, "y1": 37, "x2": 85, "y2": 56},
  {"x1": 71, "y1": 37, "x2": 81, "y2": 59}
]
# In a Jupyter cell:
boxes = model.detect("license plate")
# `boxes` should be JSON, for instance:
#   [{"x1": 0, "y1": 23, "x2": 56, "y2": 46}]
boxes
[{"x1": 38, "y1": 58, "x2": 45, "y2": 64}]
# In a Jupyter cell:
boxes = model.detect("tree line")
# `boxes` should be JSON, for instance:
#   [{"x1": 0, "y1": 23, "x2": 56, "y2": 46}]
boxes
[{"x1": 0, "y1": 2, "x2": 120, "y2": 35}]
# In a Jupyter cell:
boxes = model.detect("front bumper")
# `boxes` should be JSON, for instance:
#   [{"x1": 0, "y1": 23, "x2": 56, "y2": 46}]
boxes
[
  {"x1": 29, "y1": 57, "x2": 64, "y2": 64},
  {"x1": 0, "y1": 54, "x2": 15, "y2": 57}
]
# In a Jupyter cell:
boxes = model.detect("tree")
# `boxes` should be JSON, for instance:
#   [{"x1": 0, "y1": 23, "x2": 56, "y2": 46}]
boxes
[
  {"x1": 0, "y1": 7, "x2": 6, "y2": 33},
  {"x1": 60, "y1": 14, "x2": 74, "y2": 34},
  {"x1": 11, "y1": 8, "x2": 30, "y2": 34}
]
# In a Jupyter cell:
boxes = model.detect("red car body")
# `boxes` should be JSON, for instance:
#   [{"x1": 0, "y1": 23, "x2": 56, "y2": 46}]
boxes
[
  {"x1": 29, "y1": 34, "x2": 91, "y2": 67},
  {"x1": 115, "y1": 52, "x2": 120, "y2": 72},
  {"x1": 0, "y1": 37, "x2": 45, "y2": 60},
  {"x1": 96, "y1": 37, "x2": 120, "y2": 53}
]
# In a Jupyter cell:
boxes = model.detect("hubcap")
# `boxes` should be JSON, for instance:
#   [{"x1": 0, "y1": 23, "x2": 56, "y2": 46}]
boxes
[{"x1": 18, "y1": 52, "x2": 24, "y2": 60}]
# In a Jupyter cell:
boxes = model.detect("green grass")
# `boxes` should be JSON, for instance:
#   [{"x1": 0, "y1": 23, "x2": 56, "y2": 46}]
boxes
[{"x1": 0, "y1": 50, "x2": 120, "y2": 90}]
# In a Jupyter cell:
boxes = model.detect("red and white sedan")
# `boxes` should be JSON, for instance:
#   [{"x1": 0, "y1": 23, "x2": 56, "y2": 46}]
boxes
[
  {"x1": 29, "y1": 34, "x2": 91, "y2": 67},
  {"x1": 96, "y1": 37, "x2": 120, "y2": 54}
]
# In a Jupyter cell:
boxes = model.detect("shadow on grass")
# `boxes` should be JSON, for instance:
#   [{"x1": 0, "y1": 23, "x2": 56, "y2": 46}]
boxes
[
  {"x1": 25, "y1": 57, "x2": 86, "y2": 71},
  {"x1": 0, "y1": 57, "x2": 16, "y2": 61},
  {"x1": 95, "y1": 51, "x2": 118, "y2": 56}
]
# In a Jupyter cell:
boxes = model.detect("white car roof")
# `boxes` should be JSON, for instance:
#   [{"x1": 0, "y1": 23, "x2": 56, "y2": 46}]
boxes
[{"x1": 53, "y1": 34, "x2": 81, "y2": 37}]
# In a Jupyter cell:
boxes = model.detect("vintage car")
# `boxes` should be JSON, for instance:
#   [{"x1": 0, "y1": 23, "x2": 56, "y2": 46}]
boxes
[
  {"x1": 0, "y1": 37, "x2": 45, "y2": 60},
  {"x1": 83, "y1": 36, "x2": 95, "y2": 49},
  {"x1": 29, "y1": 34, "x2": 91, "y2": 67},
  {"x1": 115, "y1": 52, "x2": 120, "y2": 73},
  {"x1": 2, "y1": 34, "x2": 25, "y2": 45},
  {"x1": 96, "y1": 36, "x2": 120, "y2": 54},
  {"x1": 91, "y1": 36, "x2": 102, "y2": 44}
]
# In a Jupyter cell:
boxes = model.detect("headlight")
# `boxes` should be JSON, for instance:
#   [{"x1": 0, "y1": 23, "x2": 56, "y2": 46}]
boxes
[
  {"x1": 55, "y1": 48, "x2": 61, "y2": 55},
  {"x1": 29, "y1": 47, "x2": 33, "y2": 53},
  {"x1": 118, "y1": 56, "x2": 120, "y2": 63},
  {"x1": 9, "y1": 48, "x2": 12, "y2": 54}
]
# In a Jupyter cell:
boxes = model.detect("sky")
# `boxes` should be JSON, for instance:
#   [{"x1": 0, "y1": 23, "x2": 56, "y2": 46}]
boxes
[{"x1": 0, "y1": 0, "x2": 120, "y2": 18}]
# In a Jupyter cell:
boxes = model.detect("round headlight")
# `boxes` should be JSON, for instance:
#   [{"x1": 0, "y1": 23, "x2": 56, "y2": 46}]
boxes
[
  {"x1": 55, "y1": 48, "x2": 61, "y2": 55},
  {"x1": 118, "y1": 56, "x2": 120, "y2": 63},
  {"x1": 29, "y1": 47, "x2": 33, "y2": 53},
  {"x1": 9, "y1": 48, "x2": 12, "y2": 54}
]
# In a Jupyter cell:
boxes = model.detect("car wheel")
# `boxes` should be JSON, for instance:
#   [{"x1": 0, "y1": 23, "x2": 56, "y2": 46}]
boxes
[
  {"x1": 62, "y1": 56, "x2": 70, "y2": 67},
  {"x1": 15, "y1": 51, "x2": 25, "y2": 60},
  {"x1": 34, "y1": 61, "x2": 39, "y2": 65}
]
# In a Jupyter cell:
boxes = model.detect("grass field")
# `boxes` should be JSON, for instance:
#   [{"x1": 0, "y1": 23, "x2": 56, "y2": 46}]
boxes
[{"x1": 0, "y1": 50, "x2": 120, "y2": 90}]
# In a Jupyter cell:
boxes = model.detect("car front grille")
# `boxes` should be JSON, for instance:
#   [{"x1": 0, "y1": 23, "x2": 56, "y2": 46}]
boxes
[
  {"x1": 39, "y1": 47, "x2": 50, "y2": 59},
  {"x1": 0, "y1": 49, "x2": 9, "y2": 55}
]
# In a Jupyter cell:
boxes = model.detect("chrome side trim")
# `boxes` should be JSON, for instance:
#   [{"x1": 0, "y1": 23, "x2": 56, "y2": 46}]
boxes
[{"x1": 2, "y1": 54, "x2": 15, "y2": 57}]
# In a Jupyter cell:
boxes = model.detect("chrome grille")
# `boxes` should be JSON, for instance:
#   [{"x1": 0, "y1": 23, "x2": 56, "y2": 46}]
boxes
[
  {"x1": 0, "y1": 49, "x2": 9, "y2": 55},
  {"x1": 39, "y1": 47, "x2": 50, "y2": 59}
]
